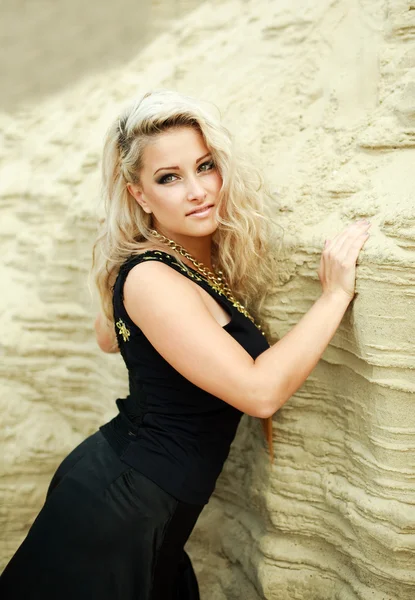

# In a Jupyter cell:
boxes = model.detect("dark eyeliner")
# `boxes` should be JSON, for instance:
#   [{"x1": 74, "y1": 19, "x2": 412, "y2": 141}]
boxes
[{"x1": 157, "y1": 160, "x2": 215, "y2": 185}]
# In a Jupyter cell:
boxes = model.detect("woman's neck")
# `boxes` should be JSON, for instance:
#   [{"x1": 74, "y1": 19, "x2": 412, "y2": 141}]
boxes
[{"x1": 152, "y1": 230, "x2": 214, "y2": 271}]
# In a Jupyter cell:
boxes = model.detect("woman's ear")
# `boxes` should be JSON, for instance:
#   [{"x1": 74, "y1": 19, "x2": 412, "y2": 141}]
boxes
[{"x1": 127, "y1": 183, "x2": 152, "y2": 214}]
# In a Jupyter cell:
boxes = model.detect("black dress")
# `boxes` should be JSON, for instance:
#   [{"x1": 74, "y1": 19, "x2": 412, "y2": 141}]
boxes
[{"x1": 0, "y1": 250, "x2": 270, "y2": 599}]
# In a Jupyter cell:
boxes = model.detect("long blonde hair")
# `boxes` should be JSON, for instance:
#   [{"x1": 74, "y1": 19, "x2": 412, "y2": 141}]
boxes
[{"x1": 91, "y1": 89, "x2": 282, "y2": 462}]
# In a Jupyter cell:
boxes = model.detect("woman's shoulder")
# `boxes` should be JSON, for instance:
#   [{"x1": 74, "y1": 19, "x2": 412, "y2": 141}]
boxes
[{"x1": 114, "y1": 249, "x2": 178, "y2": 295}]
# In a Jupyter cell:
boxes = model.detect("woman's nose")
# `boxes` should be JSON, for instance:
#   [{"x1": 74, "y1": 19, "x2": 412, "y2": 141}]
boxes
[{"x1": 186, "y1": 177, "x2": 207, "y2": 200}]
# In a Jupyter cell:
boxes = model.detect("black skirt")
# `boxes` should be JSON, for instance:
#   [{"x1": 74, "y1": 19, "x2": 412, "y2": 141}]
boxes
[{"x1": 0, "y1": 430, "x2": 205, "y2": 599}]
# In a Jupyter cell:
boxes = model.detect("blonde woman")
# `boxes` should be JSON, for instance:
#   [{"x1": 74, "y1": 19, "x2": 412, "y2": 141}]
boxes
[{"x1": 0, "y1": 89, "x2": 371, "y2": 599}]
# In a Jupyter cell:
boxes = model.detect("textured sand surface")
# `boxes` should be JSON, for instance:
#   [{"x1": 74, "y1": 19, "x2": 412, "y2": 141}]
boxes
[{"x1": 1, "y1": 1, "x2": 415, "y2": 598}]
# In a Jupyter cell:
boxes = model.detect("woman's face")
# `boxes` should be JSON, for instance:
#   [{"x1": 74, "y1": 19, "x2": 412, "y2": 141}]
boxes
[{"x1": 127, "y1": 126, "x2": 223, "y2": 242}]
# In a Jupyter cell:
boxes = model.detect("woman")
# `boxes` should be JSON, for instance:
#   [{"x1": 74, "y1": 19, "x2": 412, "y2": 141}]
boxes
[{"x1": 0, "y1": 89, "x2": 371, "y2": 599}]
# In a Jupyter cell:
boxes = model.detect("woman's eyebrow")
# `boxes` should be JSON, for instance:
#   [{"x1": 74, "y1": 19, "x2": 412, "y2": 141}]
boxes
[{"x1": 153, "y1": 152, "x2": 211, "y2": 176}]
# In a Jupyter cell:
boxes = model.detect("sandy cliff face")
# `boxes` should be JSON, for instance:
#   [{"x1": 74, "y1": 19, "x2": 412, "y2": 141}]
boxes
[{"x1": 1, "y1": 1, "x2": 414, "y2": 598}]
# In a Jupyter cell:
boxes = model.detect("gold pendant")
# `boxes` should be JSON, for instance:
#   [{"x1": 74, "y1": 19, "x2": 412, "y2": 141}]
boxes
[{"x1": 116, "y1": 318, "x2": 130, "y2": 342}]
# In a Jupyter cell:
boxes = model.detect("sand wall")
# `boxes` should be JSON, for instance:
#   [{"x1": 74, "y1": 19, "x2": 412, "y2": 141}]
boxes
[{"x1": 1, "y1": 1, "x2": 414, "y2": 598}]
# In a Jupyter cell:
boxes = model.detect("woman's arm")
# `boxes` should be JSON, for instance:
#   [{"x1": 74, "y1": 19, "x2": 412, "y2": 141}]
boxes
[
  {"x1": 94, "y1": 312, "x2": 120, "y2": 353},
  {"x1": 121, "y1": 261, "x2": 349, "y2": 419},
  {"x1": 121, "y1": 220, "x2": 370, "y2": 419},
  {"x1": 256, "y1": 291, "x2": 351, "y2": 416}
]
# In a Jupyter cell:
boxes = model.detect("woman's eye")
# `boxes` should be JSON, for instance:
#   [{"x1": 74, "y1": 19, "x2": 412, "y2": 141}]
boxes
[
  {"x1": 199, "y1": 160, "x2": 215, "y2": 172},
  {"x1": 158, "y1": 174, "x2": 176, "y2": 184},
  {"x1": 157, "y1": 160, "x2": 215, "y2": 184}
]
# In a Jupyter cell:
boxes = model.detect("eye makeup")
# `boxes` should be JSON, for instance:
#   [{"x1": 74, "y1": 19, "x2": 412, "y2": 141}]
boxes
[{"x1": 156, "y1": 160, "x2": 216, "y2": 185}]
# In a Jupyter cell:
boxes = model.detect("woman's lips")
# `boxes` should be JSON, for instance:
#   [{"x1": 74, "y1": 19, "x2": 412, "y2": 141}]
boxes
[{"x1": 187, "y1": 205, "x2": 214, "y2": 217}]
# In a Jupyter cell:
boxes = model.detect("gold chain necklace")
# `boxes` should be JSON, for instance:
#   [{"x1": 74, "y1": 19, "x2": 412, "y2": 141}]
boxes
[{"x1": 149, "y1": 229, "x2": 265, "y2": 336}]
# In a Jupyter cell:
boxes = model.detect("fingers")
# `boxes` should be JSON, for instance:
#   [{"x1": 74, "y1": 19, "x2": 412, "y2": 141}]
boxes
[
  {"x1": 334, "y1": 220, "x2": 371, "y2": 263},
  {"x1": 318, "y1": 219, "x2": 372, "y2": 298},
  {"x1": 326, "y1": 219, "x2": 370, "y2": 252},
  {"x1": 325, "y1": 220, "x2": 370, "y2": 259}
]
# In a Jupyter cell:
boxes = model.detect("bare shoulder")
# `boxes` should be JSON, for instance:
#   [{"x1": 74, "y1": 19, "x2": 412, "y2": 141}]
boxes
[{"x1": 124, "y1": 256, "x2": 191, "y2": 293}]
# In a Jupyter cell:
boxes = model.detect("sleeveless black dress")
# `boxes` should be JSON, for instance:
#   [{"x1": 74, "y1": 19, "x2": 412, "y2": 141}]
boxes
[{"x1": 0, "y1": 250, "x2": 270, "y2": 600}]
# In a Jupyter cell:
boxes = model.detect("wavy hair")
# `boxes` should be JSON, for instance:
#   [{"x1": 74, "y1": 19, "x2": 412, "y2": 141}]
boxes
[{"x1": 90, "y1": 89, "x2": 282, "y2": 463}]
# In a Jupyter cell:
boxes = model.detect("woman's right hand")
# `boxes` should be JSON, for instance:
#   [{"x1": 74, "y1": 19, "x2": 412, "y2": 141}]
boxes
[{"x1": 318, "y1": 218, "x2": 372, "y2": 302}]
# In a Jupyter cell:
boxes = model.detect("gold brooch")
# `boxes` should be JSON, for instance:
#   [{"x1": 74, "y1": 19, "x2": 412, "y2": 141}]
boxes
[{"x1": 116, "y1": 318, "x2": 130, "y2": 342}]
